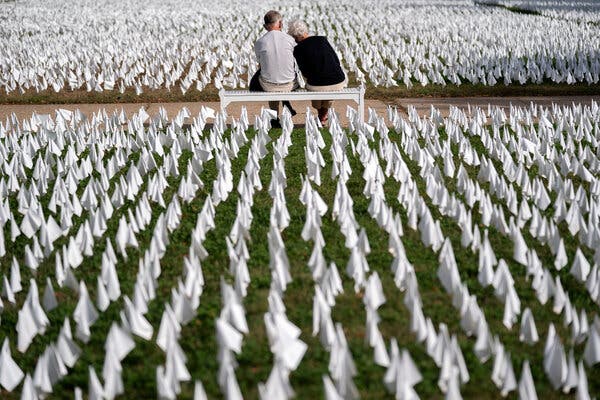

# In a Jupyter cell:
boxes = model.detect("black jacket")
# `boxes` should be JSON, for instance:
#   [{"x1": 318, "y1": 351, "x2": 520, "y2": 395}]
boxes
[{"x1": 293, "y1": 36, "x2": 345, "y2": 87}]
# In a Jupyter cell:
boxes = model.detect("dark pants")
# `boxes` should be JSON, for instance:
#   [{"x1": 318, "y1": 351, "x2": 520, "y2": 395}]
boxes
[{"x1": 249, "y1": 70, "x2": 295, "y2": 116}]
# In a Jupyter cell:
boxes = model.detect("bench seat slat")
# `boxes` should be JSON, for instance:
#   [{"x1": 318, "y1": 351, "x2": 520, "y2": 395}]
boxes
[
  {"x1": 218, "y1": 86, "x2": 365, "y2": 122},
  {"x1": 222, "y1": 88, "x2": 359, "y2": 93}
]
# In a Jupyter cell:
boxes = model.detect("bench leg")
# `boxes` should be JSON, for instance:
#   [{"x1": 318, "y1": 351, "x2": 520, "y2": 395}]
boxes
[{"x1": 358, "y1": 97, "x2": 364, "y2": 124}]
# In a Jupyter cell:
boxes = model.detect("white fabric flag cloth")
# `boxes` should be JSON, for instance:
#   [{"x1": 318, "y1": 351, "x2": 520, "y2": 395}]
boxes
[
  {"x1": 194, "y1": 380, "x2": 208, "y2": 400},
  {"x1": 0, "y1": 338, "x2": 24, "y2": 391},
  {"x1": 518, "y1": 360, "x2": 538, "y2": 400},
  {"x1": 73, "y1": 281, "x2": 99, "y2": 343},
  {"x1": 17, "y1": 279, "x2": 49, "y2": 352},
  {"x1": 384, "y1": 338, "x2": 422, "y2": 396},
  {"x1": 583, "y1": 324, "x2": 600, "y2": 366},
  {"x1": 57, "y1": 318, "x2": 81, "y2": 368}
]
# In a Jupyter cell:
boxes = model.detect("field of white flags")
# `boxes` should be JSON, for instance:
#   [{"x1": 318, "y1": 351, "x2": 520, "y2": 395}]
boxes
[
  {"x1": 0, "y1": 98, "x2": 598, "y2": 399},
  {"x1": 1, "y1": 0, "x2": 600, "y2": 97}
]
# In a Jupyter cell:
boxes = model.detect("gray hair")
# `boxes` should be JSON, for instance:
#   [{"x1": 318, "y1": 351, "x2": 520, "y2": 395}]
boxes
[
  {"x1": 263, "y1": 10, "x2": 282, "y2": 29},
  {"x1": 287, "y1": 20, "x2": 308, "y2": 38}
]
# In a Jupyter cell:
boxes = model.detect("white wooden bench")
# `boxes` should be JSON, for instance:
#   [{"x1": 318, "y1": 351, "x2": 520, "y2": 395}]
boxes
[{"x1": 219, "y1": 86, "x2": 365, "y2": 123}]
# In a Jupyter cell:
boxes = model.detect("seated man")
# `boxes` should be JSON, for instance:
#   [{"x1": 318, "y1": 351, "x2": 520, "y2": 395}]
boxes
[
  {"x1": 288, "y1": 20, "x2": 347, "y2": 125},
  {"x1": 250, "y1": 10, "x2": 297, "y2": 127}
]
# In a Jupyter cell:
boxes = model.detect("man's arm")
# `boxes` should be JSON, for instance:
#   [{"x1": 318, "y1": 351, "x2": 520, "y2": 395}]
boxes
[{"x1": 254, "y1": 39, "x2": 262, "y2": 68}]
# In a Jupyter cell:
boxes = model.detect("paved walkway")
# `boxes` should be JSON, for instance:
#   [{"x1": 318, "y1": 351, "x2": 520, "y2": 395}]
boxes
[{"x1": 1, "y1": 96, "x2": 598, "y2": 127}]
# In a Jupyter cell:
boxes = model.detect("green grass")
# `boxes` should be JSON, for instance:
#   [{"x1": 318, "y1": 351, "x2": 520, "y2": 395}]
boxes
[{"x1": 0, "y1": 111, "x2": 599, "y2": 399}]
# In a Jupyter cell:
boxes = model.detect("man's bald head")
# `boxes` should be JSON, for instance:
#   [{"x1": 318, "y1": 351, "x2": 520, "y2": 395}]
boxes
[{"x1": 263, "y1": 10, "x2": 283, "y2": 31}]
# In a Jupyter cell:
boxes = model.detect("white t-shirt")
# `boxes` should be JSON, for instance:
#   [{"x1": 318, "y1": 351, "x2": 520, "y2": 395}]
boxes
[{"x1": 254, "y1": 30, "x2": 296, "y2": 84}]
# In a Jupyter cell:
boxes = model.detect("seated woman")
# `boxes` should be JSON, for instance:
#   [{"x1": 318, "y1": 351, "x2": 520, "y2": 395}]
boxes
[{"x1": 288, "y1": 20, "x2": 347, "y2": 125}]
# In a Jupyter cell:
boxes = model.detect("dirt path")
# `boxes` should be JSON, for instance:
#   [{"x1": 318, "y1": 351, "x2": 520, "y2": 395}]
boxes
[
  {"x1": 1, "y1": 96, "x2": 598, "y2": 127},
  {"x1": 0, "y1": 100, "x2": 387, "y2": 128}
]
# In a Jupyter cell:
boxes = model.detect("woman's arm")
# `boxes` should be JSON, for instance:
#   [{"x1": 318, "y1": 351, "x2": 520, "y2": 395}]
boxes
[{"x1": 293, "y1": 47, "x2": 311, "y2": 81}]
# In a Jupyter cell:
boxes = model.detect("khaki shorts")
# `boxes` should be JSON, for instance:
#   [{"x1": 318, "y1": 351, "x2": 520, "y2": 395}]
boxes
[
  {"x1": 306, "y1": 77, "x2": 348, "y2": 109},
  {"x1": 259, "y1": 76, "x2": 298, "y2": 92},
  {"x1": 306, "y1": 77, "x2": 348, "y2": 92}
]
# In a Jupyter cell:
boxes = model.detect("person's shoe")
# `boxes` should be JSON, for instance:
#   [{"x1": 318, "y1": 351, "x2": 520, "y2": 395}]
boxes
[
  {"x1": 270, "y1": 118, "x2": 282, "y2": 129},
  {"x1": 283, "y1": 102, "x2": 297, "y2": 117},
  {"x1": 318, "y1": 108, "x2": 328, "y2": 125}
]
